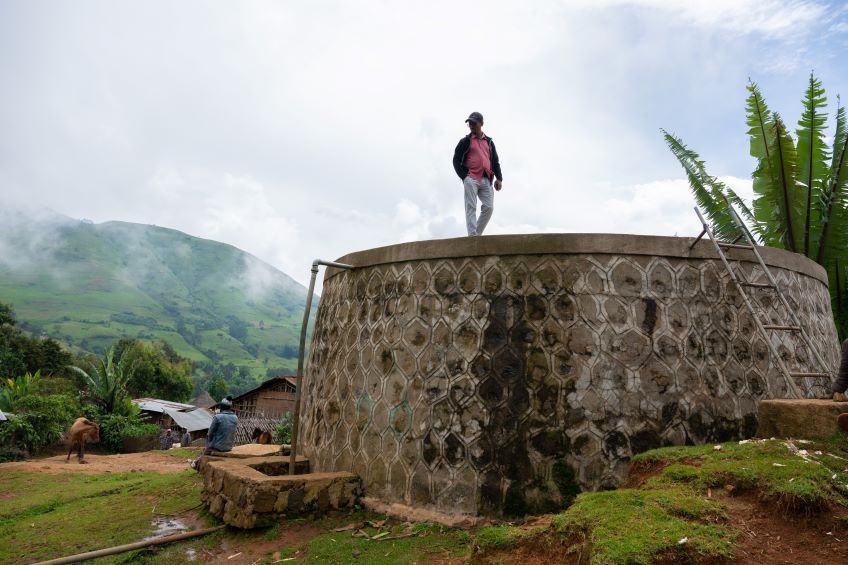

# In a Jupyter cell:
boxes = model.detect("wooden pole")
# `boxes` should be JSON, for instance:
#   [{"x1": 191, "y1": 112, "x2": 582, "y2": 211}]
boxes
[{"x1": 31, "y1": 525, "x2": 225, "y2": 565}]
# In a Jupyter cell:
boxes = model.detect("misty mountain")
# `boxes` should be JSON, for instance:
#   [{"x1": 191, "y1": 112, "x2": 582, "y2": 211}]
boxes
[{"x1": 0, "y1": 208, "x2": 313, "y2": 390}]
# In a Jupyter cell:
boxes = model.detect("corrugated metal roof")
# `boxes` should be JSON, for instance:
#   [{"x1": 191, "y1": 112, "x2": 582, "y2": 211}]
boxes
[
  {"x1": 133, "y1": 398, "x2": 197, "y2": 413},
  {"x1": 132, "y1": 398, "x2": 212, "y2": 432},
  {"x1": 163, "y1": 407, "x2": 212, "y2": 432}
]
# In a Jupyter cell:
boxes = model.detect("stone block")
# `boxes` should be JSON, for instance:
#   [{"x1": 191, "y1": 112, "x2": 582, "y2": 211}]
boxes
[{"x1": 757, "y1": 399, "x2": 848, "y2": 439}]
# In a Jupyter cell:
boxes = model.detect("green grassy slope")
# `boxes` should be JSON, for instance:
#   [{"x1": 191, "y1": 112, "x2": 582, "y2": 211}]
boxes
[{"x1": 0, "y1": 212, "x2": 314, "y2": 390}]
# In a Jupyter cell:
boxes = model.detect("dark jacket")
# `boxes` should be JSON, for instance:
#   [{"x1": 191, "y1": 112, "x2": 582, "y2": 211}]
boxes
[
  {"x1": 159, "y1": 430, "x2": 173, "y2": 450},
  {"x1": 453, "y1": 134, "x2": 503, "y2": 182},
  {"x1": 207, "y1": 410, "x2": 238, "y2": 452},
  {"x1": 833, "y1": 339, "x2": 848, "y2": 393}
]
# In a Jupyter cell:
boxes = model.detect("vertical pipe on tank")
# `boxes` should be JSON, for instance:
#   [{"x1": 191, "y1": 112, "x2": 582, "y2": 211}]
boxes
[{"x1": 289, "y1": 259, "x2": 353, "y2": 475}]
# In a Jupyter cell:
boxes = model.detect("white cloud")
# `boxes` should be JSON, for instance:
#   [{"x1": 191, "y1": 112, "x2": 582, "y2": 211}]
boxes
[
  {"x1": 0, "y1": 1, "x2": 841, "y2": 287},
  {"x1": 146, "y1": 168, "x2": 301, "y2": 278},
  {"x1": 614, "y1": 0, "x2": 828, "y2": 38}
]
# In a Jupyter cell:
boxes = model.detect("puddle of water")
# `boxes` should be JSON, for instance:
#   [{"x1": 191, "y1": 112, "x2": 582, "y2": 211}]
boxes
[{"x1": 144, "y1": 516, "x2": 188, "y2": 541}]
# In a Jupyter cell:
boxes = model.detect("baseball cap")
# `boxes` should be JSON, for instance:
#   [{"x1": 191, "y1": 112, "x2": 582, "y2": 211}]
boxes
[
  {"x1": 465, "y1": 111, "x2": 484, "y2": 124},
  {"x1": 219, "y1": 396, "x2": 232, "y2": 408}
]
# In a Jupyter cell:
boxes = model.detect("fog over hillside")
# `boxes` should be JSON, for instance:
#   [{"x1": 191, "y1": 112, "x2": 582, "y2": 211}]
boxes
[{"x1": 0, "y1": 205, "x2": 315, "y2": 395}]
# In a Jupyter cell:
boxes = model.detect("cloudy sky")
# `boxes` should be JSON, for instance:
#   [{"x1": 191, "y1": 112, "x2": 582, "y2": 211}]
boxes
[{"x1": 2, "y1": 1, "x2": 847, "y2": 287}]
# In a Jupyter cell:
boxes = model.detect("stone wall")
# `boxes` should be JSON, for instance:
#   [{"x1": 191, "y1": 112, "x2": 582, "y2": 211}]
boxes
[
  {"x1": 300, "y1": 234, "x2": 841, "y2": 517},
  {"x1": 200, "y1": 456, "x2": 360, "y2": 528}
]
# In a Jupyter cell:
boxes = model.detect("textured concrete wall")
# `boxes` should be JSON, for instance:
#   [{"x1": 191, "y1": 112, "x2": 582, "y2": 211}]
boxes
[{"x1": 300, "y1": 234, "x2": 840, "y2": 517}]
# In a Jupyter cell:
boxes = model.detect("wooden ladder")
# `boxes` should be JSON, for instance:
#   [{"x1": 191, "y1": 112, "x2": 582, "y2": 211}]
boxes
[{"x1": 690, "y1": 205, "x2": 831, "y2": 398}]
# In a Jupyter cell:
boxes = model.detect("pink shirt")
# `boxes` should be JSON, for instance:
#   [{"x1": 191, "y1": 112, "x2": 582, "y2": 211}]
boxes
[{"x1": 465, "y1": 134, "x2": 491, "y2": 180}]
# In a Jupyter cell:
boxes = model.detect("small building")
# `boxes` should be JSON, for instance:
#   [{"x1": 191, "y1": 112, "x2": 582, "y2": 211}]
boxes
[
  {"x1": 132, "y1": 398, "x2": 213, "y2": 440},
  {"x1": 231, "y1": 376, "x2": 297, "y2": 419},
  {"x1": 230, "y1": 376, "x2": 297, "y2": 446}
]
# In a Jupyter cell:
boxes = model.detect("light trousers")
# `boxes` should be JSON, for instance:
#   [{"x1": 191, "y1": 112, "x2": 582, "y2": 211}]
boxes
[{"x1": 463, "y1": 175, "x2": 493, "y2": 236}]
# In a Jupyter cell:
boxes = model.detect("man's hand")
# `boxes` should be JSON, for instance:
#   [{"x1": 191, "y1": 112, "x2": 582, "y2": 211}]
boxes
[
  {"x1": 834, "y1": 392, "x2": 846, "y2": 402},
  {"x1": 494, "y1": 179, "x2": 502, "y2": 191}
]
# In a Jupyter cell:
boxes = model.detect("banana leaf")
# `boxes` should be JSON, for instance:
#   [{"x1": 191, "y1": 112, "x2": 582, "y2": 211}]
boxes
[
  {"x1": 662, "y1": 130, "x2": 740, "y2": 240},
  {"x1": 746, "y1": 82, "x2": 783, "y2": 248},
  {"x1": 817, "y1": 103, "x2": 848, "y2": 270},
  {"x1": 753, "y1": 114, "x2": 803, "y2": 252},
  {"x1": 796, "y1": 72, "x2": 829, "y2": 257}
]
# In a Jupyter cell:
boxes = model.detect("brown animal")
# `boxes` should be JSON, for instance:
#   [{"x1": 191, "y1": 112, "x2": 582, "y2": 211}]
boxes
[
  {"x1": 252, "y1": 428, "x2": 273, "y2": 445},
  {"x1": 838, "y1": 413, "x2": 848, "y2": 434},
  {"x1": 66, "y1": 417, "x2": 100, "y2": 464}
]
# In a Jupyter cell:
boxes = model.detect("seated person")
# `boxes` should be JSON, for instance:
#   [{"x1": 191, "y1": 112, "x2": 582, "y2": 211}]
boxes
[
  {"x1": 191, "y1": 397, "x2": 238, "y2": 469},
  {"x1": 833, "y1": 339, "x2": 848, "y2": 402},
  {"x1": 159, "y1": 428, "x2": 174, "y2": 450}
]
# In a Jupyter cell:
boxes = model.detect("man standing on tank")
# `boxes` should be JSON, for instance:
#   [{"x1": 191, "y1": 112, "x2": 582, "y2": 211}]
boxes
[{"x1": 453, "y1": 112, "x2": 503, "y2": 236}]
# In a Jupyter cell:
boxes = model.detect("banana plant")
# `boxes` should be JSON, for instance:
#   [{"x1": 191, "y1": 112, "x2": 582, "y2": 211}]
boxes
[
  {"x1": 0, "y1": 370, "x2": 41, "y2": 412},
  {"x1": 69, "y1": 347, "x2": 134, "y2": 414},
  {"x1": 663, "y1": 73, "x2": 848, "y2": 339}
]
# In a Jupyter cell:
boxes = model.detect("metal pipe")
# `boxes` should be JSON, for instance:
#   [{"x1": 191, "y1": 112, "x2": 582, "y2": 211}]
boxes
[{"x1": 288, "y1": 259, "x2": 353, "y2": 475}]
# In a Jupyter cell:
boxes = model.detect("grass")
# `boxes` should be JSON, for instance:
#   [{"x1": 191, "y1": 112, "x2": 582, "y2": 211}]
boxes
[
  {"x1": 0, "y1": 468, "x2": 471, "y2": 565},
  {"x1": 0, "y1": 469, "x2": 203, "y2": 564},
  {"x1": 6, "y1": 436, "x2": 848, "y2": 564},
  {"x1": 108, "y1": 511, "x2": 470, "y2": 565},
  {"x1": 301, "y1": 521, "x2": 471, "y2": 564},
  {"x1": 635, "y1": 437, "x2": 848, "y2": 511},
  {"x1": 474, "y1": 523, "x2": 540, "y2": 550},
  {"x1": 552, "y1": 488, "x2": 734, "y2": 564}
]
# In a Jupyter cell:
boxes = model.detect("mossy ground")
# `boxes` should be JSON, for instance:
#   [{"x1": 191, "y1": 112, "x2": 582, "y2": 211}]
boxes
[{"x1": 474, "y1": 436, "x2": 848, "y2": 564}]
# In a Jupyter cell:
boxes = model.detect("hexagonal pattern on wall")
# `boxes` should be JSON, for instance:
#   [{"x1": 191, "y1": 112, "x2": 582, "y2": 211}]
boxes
[{"x1": 301, "y1": 245, "x2": 840, "y2": 518}]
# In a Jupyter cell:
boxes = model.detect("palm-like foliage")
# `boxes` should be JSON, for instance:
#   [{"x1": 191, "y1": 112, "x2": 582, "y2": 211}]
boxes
[
  {"x1": 69, "y1": 347, "x2": 133, "y2": 414},
  {"x1": 0, "y1": 370, "x2": 41, "y2": 412},
  {"x1": 664, "y1": 73, "x2": 848, "y2": 340}
]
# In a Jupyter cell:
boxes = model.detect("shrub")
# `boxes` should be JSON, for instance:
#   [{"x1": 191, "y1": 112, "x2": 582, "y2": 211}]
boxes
[
  {"x1": 274, "y1": 412, "x2": 293, "y2": 444},
  {"x1": 89, "y1": 401, "x2": 158, "y2": 453},
  {"x1": 0, "y1": 394, "x2": 79, "y2": 454},
  {"x1": 0, "y1": 446, "x2": 27, "y2": 462}
]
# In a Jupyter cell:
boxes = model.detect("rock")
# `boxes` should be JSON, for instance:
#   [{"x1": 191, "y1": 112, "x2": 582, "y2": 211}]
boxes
[{"x1": 757, "y1": 399, "x2": 848, "y2": 439}]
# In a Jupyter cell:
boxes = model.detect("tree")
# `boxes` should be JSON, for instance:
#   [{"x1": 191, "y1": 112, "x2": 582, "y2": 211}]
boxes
[
  {"x1": 69, "y1": 347, "x2": 134, "y2": 414},
  {"x1": 205, "y1": 373, "x2": 229, "y2": 401},
  {"x1": 116, "y1": 339, "x2": 193, "y2": 402},
  {"x1": 0, "y1": 303, "x2": 73, "y2": 380},
  {"x1": 664, "y1": 73, "x2": 848, "y2": 339},
  {"x1": 0, "y1": 303, "x2": 14, "y2": 326}
]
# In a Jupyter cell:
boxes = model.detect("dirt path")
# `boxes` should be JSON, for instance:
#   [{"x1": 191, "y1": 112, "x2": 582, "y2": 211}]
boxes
[
  {"x1": 0, "y1": 450, "x2": 197, "y2": 474},
  {"x1": 721, "y1": 493, "x2": 848, "y2": 565}
]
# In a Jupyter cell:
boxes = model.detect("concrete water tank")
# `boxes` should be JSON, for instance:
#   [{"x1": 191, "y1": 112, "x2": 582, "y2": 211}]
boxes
[{"x1": 300, "y1": 234, "x2": 840, "y2": 517}]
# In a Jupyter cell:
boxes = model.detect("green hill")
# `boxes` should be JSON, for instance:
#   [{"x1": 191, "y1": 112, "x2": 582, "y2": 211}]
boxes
[{"x1": 0, "y1": 210, "x2": 313, "y2": 393}]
